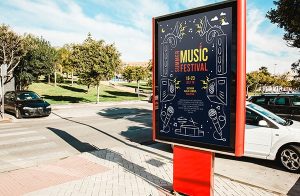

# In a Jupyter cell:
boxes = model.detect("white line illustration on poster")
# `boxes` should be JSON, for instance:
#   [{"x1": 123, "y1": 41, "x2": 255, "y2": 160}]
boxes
[
  {"x1": 160, "y1": 78, "x2": 176, "y2": 102},
  {"x1": 174, "y1": 117, "x2": 204, "y2": 137},
  {"x1": 160, "y1": 106, "x2": 174, "y2": 133},
  {"x1": 206, "y1": 77, "x2": 227, "y2": 105},
  {"x1": 208, "y1": 108, "x2": 226, "y2": 141},
  {"x1": 195, "y1": 16, "x2": 228, "y2": 75},
  {"x1": 160, "y1": 21, "x2": 186, "y2": 103}
]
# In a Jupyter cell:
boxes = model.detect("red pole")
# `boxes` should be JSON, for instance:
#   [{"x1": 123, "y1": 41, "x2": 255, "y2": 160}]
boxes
[{"x1": 235, "y1": 0, "x2": 246, "y2": 157}]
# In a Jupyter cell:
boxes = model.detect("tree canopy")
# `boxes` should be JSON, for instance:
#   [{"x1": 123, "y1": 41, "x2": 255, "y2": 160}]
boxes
[
  {"x1": 267, "y1": 0, "x2": 300, "y2": 81},
  {"x1": 0, "y1": 24, "x2": 24, "y2": 84},
  {"x1": 267, "y1": 0, "x2": 300, "y2": 48},
  {"x1": 70, "y1": 34, "x2": 121, "y2": 103},
  {"x1": 14, "y1": 34, "x2": 57, "y2": 89}
]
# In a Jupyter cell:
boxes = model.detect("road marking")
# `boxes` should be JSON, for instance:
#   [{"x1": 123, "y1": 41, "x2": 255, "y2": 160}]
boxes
[
  {"x1": 0, "y1": 142, "x2": 58, "y2": 156},
  {"x1": 0, "y1": 130, "x2": 36, "y2": 138},
  {"x1": 2, "y1": 151, "x2": 71, "y2": 165},
  {"x1": 0, "y1": 127, "x2": 27, "y2": 132},
  {"x1": 0, "y1": 136, "x2": 46, "y2": 146}
]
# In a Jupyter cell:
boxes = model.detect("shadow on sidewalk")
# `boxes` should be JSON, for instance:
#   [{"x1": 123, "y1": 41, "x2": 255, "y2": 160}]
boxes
[
  {"x1": 47, "y1": 127, "x2": 172, "y2": 191},
  {"x1": 90, "y1": 149, "x2": 172, "y2": 190}
]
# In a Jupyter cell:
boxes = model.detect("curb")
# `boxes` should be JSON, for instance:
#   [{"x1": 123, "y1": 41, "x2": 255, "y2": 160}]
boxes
[{"x1": 52, "y1": 100, "x2": 150, "y2": 110}]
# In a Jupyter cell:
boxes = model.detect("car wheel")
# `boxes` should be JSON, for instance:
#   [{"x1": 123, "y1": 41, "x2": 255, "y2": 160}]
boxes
[
  {"x1": 279, "y1": 145, "x2": 300, "y2": 173},
  {"x1": 15, "y1": 108, "x2": 22, "y2": 119}
]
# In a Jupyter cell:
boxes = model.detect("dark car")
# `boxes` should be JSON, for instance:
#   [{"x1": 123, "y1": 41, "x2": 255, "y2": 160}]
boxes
[
  {"x1": 248, "y1": 94, "x2": 300, "y2": 121},
  {"x1": 4, "y1": 91, "x2": 51, "y2": 119}
]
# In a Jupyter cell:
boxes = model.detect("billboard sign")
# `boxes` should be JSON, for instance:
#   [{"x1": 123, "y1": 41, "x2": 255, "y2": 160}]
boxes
[{"x1": 152, "y1": 0, "x2": 245, "y2": 155}]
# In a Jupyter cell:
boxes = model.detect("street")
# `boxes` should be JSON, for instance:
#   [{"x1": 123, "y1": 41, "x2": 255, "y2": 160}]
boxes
[{"x1": 0, "y1": 101, "x2": 299, "y2": 195}]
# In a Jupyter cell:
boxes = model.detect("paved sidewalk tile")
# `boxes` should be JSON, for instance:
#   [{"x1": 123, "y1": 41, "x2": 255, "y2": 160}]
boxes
[
  {"x1": 0, "y1": 156, "x2": 109, "y2": 196},
  {"x1": 19, "y1": 145, "x2": 279, "y2": 196}
]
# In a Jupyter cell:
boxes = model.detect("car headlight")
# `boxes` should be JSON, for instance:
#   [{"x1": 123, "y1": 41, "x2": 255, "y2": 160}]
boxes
[{"x1": 46, "y1": 106, "x2": 51, "y2": 109}]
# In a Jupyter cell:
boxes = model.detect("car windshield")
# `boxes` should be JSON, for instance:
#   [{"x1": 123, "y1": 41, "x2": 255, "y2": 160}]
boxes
[
  {"x1": 17, "y1": 92, "x2": 40, "y2": 101},
  {"x1": 247, "y1": 103, "x2": 289, "y2": 126}
]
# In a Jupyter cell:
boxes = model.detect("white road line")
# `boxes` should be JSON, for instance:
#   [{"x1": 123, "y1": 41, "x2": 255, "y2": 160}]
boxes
[
  {"x1": 0, "y1": 142, "x2": 58, "y2": 156},
  {"x1": 0, "y1": 131, "x2": 36, "y2": 138},
  {"x1": 1, "y1": 151, "x2": 71, "y2": 164},
  {"x1": 0, "y1": 136, "x2": 46, "y2": 146},
  {"x1": 0, "y1": 127, "x2": 28, "y2": 132},
  {"x1": 0, "y1": 151, "x2": 71, "y2": 171}
]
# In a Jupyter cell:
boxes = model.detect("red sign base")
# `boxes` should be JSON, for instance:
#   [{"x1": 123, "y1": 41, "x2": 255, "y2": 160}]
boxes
[{"x1": 173, "y1": 145, "x2": 215, "y2": 196}]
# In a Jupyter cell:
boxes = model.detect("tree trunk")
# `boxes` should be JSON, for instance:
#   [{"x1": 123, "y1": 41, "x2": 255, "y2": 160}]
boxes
[
  {"x1": 48, "y1": 75, "x2": 50, "y2": 84},
  {"x1": 96, "y1": 81, "x2": 100, "y2": 104},
  {"x1": 54, "y1": 71, "x2": 57, "y2": 87},
  {"x1": 71, "y1": 70, "x2": 74, "y2": 86},
  {"x1": 137, "y1": 80, "x2": 140, "y2": 98}
]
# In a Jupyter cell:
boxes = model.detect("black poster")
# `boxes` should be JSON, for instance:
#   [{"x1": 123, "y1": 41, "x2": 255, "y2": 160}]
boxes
[{"x1": 154, "y1": 2, "x2": 237, "y2": 152}]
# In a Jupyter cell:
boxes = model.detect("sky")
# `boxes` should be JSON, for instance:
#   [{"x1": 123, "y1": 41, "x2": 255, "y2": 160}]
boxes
[{"x1": 0, "y1": 0, "x2": 299, "y2": 73}]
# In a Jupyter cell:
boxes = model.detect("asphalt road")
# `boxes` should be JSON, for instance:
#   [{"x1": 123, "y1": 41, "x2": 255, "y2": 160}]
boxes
[{"x1": 0, "y1": 101, "x2": 299, "y2": 195}]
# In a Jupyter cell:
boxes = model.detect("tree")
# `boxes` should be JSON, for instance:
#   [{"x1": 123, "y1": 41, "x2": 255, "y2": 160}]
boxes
[
  {"x1": 267, "y1": 1, "x2": 300, "y2": 79},
  {"x1": 267, "y1": 0, "x2": 300, "y2": 48},
  {"x1": 71, "y1": 34, "x2": 121, "y2": 103},
  {"x1": 291, "y1": 59, "x2": 300, "y2": 79},
  {"x1": 122, "y1": 65, "x2": 135, "y2": 83},
  {"x1": 246, "y1": 67, "x2": 275, "y2": 93},
  {"x1": 14, "y1": 34, "x2": 57, "y2": 90},
  {"x1": 122, "y1": 65, "x2": 148, "y2": 97},
  {"x1": 146, "y1": 59, "x2": 152, "y2": 86},
  {"x1": 0, "y1": 24, "x2": 24, "y2": 84},
  {"x1": 132, "y1": 66, "x2": 147, "y2": 98},
  {"x1": 57, "y1": 44, "x2": 76, "y2": 86}
]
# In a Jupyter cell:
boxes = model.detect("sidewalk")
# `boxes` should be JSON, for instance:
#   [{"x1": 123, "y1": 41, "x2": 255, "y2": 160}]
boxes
[{"x1": 0, "y1": 142, "x2": 280, "y2": 196}]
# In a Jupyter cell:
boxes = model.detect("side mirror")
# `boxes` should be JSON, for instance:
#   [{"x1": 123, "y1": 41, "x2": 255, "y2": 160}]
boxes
[{"x1": 258, "y1": 120, "x2": 268, "y2": 127}]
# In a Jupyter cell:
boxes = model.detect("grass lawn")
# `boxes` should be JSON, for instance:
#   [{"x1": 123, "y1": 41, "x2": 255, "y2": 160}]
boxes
[
  {"x1": 119, "y1": 81, "x2": 152, "y2": 93},
  {"x1": 29, "y1": 83, "x2": 145, "y2": 104}
]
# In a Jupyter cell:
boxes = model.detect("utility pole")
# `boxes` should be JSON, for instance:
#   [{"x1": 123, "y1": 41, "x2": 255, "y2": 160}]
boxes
[
  {"x1": 274, "y1": 63, "x2": 277, "y2": 76},
  {"x1": 0, "y1": 64, "x2": 7, "y2": 120}
]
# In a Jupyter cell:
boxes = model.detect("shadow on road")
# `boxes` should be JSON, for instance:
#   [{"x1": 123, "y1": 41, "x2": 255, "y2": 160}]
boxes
[
  {"x1": 288, "y1": 177, "x2": 300, "y2": 196},
  {"x1": 51, "y1": 111, "x2": 171, "y2": 161},
  {"x1": 48, "y1": 127, "x2": 99, "y2": 152},
  {"x1": 98, "y1": 107, "x2": 156, "y2": 145}
]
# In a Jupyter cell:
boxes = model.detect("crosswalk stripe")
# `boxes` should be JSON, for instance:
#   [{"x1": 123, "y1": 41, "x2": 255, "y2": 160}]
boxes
[
  {"x1": 0, "y1": 131, "x2": 36, "y2": 138},
  {"x1": 0, "y1": 142, "x2": 57, "y2": 156},
  {"x1": 2, "y1": 151, "x2": 71, "y2": 164},
  {"x1": 0, "y1": 127, "x2": 28, "y2": 133},
  {"x1": 0, "y1": 136, "x2": 46, "y2": 146},
  {"x1": 0, "y1": 151, "x2": 71, "y2": 172}
]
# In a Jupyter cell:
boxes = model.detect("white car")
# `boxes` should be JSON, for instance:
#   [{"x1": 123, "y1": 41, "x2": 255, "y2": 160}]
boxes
[{"x1": 245, "y1": 101, "x2": 300, "y2": 173}]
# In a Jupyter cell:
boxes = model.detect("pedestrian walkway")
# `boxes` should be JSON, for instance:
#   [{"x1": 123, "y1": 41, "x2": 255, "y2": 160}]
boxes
[
  {"x1": 0, "y1": 142, "x2": 280, "y2": 196},
  {"x1": 0, "y1": 126, "x2": 74, "y2": 173}
]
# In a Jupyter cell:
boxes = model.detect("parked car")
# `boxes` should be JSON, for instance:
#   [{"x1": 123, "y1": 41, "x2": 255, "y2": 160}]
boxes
[
  {"x1": 248, "y1": 94, "x2": 300, "y2": 122},
  {"x1": 245, "y1": 101, "x2": 300, "y2": 173},
  {"x1": 4, "y1": 91, "x2": 51, "y2": 119}
]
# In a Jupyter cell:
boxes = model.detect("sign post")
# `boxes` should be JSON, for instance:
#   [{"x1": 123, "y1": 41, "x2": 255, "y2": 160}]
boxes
[{"x1": 152, "y1": 0, "x2": 246, "y2": 195}]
